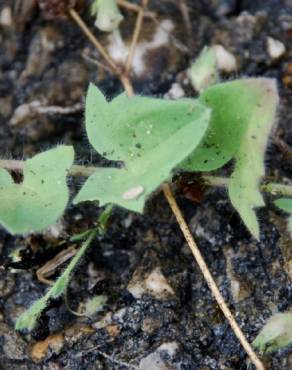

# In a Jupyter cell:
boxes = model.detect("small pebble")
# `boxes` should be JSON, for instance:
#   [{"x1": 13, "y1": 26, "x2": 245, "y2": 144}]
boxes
[
  {"x1": 267, "y1": 37, "x2": 286, "y2": 59},
  {"x1": 127, "y1": 267, "x2": 175, "y2": 299},
  {"x1": 0, "y1": 6, "x2": 13, "y2": 27},
  {"x1": 139, "y1": 342, "x2": 178, "y2": 370},
  {"x1": 213, "y1": 44, "x2": 237, "y2": 73}
]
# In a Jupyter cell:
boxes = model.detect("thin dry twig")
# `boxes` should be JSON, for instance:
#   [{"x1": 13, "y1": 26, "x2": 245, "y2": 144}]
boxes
[
  {"x1": 117, "y1": 0, "x2": 155, "y2": 19},
  {"x1": 9, "y1": 101, "x2": 83, "y2": 126},
  {"x1": 125, "y1": 0, "x2": 149, "y2": 75},
  {"x1": 82, "y1": 53, "x2": 113, "y2": 73},
  {"x1": 69, "y1": 8, "x2": 120, "y2": 75},
  {"x1": 69, "y1": 8, "x2": 133, "y2": 96},
  {"x1": 162, "y1": 183, "x2": 266, "y2": 370}
]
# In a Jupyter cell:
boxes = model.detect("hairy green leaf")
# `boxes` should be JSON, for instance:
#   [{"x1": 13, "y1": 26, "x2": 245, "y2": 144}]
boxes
[
  {"x1": 228, "y1": 79, "x2": 278, "y2": 239},
  {"x1": 85, "y1": 83, "x2": 210, "y2": 162},
  {"x1": 181, "y1": 78, "x2": 276, "y2": 172},
  {"x1": 83, "y1": 295, "x2": 107, "y2": 317},
  {"x1": 253, "y1": 312, "x2": 292, "y2": 353},
  {"x1": 0, "y1": 146, "x2": 74, "y2": 235},
  {"x1": 75, "y1": 85, "x2": 210, "y2": 211}
]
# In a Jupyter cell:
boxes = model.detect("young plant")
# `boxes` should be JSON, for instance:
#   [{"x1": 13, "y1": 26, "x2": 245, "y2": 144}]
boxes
[
  {"x1": 253, "y1": 312, "x2": 292, "y2": 353},
  {"x1": 91, "y1": 0, "x2": 123, "y2": 32},
  {"x1": 0, "y1": 50, "x2": 291, "y2": 359}
]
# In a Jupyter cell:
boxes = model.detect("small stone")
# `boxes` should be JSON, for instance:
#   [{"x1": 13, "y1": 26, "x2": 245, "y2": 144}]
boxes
[
  {"x1": 213, "y1": 45, "x2": 237, "y2": 73},
  {"x1": 139, "y1": 342, "x2": 178, "y2": 370},
  {"x1": 0, "y1": 7, "x2": 13, "y2": 27},
  {"x1": 223, "y1": 247, "x2": 251, "y2": 303},
  {"x1": 267, "y1": 37, "x2": 286, "y2": 60},
  {"x1": 142, "y1": 317, "x2": 161, "y2": 334},
  {"x1": 31, "y1": 334, "x2": 64, "y2": 362},
  {"x1": 165, "y1": 83, "x2": 185, "y2": 99},
  {"x1": 0, "y1": 322, "x2": 27, "y2": 360},
  {"x1": 106, "y1": 324, "x2": 120, "y2": 337},
  {"x1": 127, "y1": 267, "x2": 175, "y2": 300}
]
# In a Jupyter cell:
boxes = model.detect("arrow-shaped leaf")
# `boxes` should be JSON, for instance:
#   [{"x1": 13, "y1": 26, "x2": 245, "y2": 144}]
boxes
[
  {"x1": 0, "y1": 146, "x2": 74, "y2": 234},
  {"x1": 75, "y1": 85, "x2": 211, "y2": 211}
]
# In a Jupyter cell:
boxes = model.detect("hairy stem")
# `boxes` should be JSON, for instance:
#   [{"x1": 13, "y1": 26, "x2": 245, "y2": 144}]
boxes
[
  {"x1": 203, "y1": 175, "x2": 292, "y2": 197},
  {"x1": 1, "y1": 159, "x2": 291, "y2": 198}
]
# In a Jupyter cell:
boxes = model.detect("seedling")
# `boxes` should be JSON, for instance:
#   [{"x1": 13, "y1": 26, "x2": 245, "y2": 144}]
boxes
[{"x1": 0, "y1": 48, "x2": 292, "y2": 366}]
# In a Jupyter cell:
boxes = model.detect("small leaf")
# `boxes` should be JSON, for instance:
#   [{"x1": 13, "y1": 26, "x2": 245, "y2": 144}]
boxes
[
  {"x1": 15, "y1": 296, "x2": 48, "y2": 332},
  {"x1": 189, "y1": 46, "x2": 219, "y2": 93},
  {"x1": 253, "y1": 312, "x2": 292, "y2": 353},
  {"x1": 181, "y1": 78, "x2": 277, "y2": 172},
  {"x1": 83, "y1": 295, "x2": 107, "y2": 317},
  {"x1": 228, "y1": 79, "x2": 278, "y2": 239},
  {"x1": 0, "y1": 146, "x2": 74, "y2": 235},
  {"x1": 275, "y1": 198, "x2": 292, "y2": 234},
  {"x1": 274, "y1": 198, "x2": 292, "y2": 213},
  {"x1": 75, "y1": 87, "x2": 210, "y2": 211},
  {"x1": 91, "y1": 0, "x2": 123, "y2": 32}
]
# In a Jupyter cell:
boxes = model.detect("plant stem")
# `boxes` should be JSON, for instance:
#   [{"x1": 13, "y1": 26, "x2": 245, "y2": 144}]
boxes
[
  {"x1": 1, "y1": 159, "x2": 291, "y2": 198},
  {"x1": 162, "y1": 183, "x2": 265, "y2": 370},
  {"x1": 203, "y1": 175, "x2": 292, "y2": 197}
]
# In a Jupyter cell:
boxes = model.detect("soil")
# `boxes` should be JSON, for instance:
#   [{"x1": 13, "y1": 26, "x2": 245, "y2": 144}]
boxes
[{"x1": 0, "y1": 0, "x2": 292, "y2": 369}]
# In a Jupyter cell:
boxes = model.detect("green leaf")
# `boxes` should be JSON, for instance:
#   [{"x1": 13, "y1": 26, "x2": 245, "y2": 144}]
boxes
[
  {"x1": 228, "y1": 79, "x2": 278, "y2": 239},
  {"x1": 86, "y1": 83, "x2": 210, "y2": 162},
  {"x1": 0, "y1": 146, "x2": 74, "y2": 235},
  {"x1": 275, "y1": 198, "x2": 292, "y2": 234},
  {"x1": 189, "y1": 46, "x2": 219, "y2": 93},
  {"x1": 275, "y1": 198, "x2": 292, "y2": 213},
  {"x1": 83, "y1": 295, "x2": 107, "y2": 317},
  {"x1": 253, "y1": 312, "x2": 292, "y2": 353},
  {"x1": 91, "y1": 0, "x2": 123, "y2": 32},
  {"x1": 75, "y1": 86, "x2": 210, "y2": 211},
  {"x1": 181, "y1": 78, "x2": 276, "y2": 172}
]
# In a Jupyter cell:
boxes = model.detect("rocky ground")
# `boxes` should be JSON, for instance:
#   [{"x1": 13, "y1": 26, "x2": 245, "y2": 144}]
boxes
[{"x1": 0, "y1": 0, "x2": 291, "y2": 369}]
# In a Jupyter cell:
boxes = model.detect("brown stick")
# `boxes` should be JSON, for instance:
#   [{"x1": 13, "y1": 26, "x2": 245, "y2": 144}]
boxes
[
  {"x1": 69, "y1": 8, "x2": 120, "y2": 75},
  {"x1": 117, "y1": 0, "x2": 155, "y2": 19},
  {"x1": 125, "y1": 0, "x2": 149, "y2": 75},
  {"x1": 162, "y1": 183, "x2": 265, "y2": 370}
]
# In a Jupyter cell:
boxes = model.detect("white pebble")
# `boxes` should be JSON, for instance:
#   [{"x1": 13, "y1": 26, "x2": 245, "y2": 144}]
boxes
[
  {"x1": 213, "y1": 44, "x2": 237, "y2": 73},
  {"x1": 0, "y1": 7, "x2": 12, "y2": 27},
  {"x1": 267, "y1": 37, "x2": 286, "y2": 59}
]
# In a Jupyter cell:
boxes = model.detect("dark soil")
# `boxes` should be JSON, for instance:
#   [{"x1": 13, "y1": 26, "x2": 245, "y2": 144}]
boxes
[{"x1": 0, "y1": 0, "x2": 291, "y2": 369}]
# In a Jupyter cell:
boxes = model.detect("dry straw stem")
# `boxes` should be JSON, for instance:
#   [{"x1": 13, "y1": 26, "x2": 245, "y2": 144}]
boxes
[
  {"x1": 69, "y1": 8, "x2": 120, "y2": 74},
  {"x1": 69, "y1": 8, "x2": 134, "y2": 96},
  {"x1": 117, "y1": 0, "x2": 155, "y2": 19},
  {"x1": 162, "y1": 183, "x2": 265, "y2": 370},
  {"x1": 125, "y1": 0, "x2": 149, "y2": 75}
]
